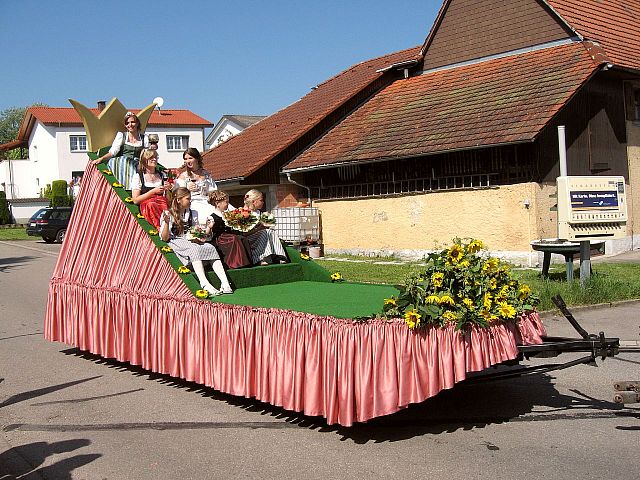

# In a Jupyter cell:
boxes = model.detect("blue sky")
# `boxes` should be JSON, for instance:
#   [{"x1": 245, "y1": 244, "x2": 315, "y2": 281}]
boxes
[{"x1": 1, "y1": 0, "x2": 440, "y2": 125}]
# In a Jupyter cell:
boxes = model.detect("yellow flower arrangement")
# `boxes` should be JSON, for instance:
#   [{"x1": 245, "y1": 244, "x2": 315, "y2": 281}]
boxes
[
  {"x1": 300, "y1": 253, "x2": 311, "y2": 261},
  {"x1": 447, "y1": 244, "x2": 464, "y2": 263},
  {"x1": 466, "y1": 239, "x2": 484, "y2": 253},
  {"x1": 425, "y1": 294, "x2": 440, "y2": 304},
  {"x1": 382, "y1": 238, "x2": 538, "y2": 330},
  {"x1": 404, "y1": 309, "x2": 421, "y2": 329},
  {"x1": 148, "y1": 229, "x2": 158, "y2": 235},
  {"x1": 195, "y1": 289, "x2": 209, "y2": 299},
  {"x1": 112, "y1": 182, "x2": 123, "y2": 188},
  {"x1": 438, "y1": 294, "x2": 455, "y2": 305},
  {"x1": 518, "y1": 284, "x2": 531, "y2": 300},
  {"x1": 177, "y1": 266, "x2": 191, "y2": 274},
  {"x1": 441, "y1": 311, "x2": 457, "y2": 322},
  {"x1": 384, "y1": 297, "x2": 397, "y2": 306},
  {"x1": 330, "y1": 272, "x2": 343, "y2": 282},
  {"x1": 497, "y1": 301, "x2": 517, "y2": 319},
  {"x1": 161, "y1": 246, "x2": 173, "y2": 253}
]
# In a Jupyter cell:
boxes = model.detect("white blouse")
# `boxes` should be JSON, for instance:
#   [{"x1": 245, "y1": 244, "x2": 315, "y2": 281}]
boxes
[
  {"x1": 108, "y1": 131, "x2": 150, "y2": 157},
  {"x1": 130, "y1": 171, "x2": 163, "y2": 191}
]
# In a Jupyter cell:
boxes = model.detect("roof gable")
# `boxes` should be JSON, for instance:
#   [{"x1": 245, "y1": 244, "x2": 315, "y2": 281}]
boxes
[
  {"x1": 421, "y1": 0, "x2": 572, "y2": 70},
  {"x1": 201, "y1": 47, "x2": 420, "y2": 182},
  {"x1": 285, "y1": 42, "x2": 602, "y2": 171},
  {"x1": 17, "y1": 107, "x2": 212, "y2": 141},
  {"x1": 545, "y1": 0, "x2": 640, "y2": 71}
]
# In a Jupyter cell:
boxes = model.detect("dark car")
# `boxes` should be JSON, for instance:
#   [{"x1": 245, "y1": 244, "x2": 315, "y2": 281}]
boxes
[{"x1": 26, "y1": 207, "x2": 72, "y2": 243}]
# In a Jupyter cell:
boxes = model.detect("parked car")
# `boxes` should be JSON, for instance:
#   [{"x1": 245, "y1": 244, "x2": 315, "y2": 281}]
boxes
[{"x1": 26, "y1": 207, "x2": 72, "y2": 243}]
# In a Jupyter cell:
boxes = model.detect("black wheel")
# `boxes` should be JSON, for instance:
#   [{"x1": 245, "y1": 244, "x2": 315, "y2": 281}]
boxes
[
  {"x1": 55, "y1": 229, "x2": 66, "y2": 243},
  {"x1": 42, "y1": 235, "x2": 55, "y2": 243}
]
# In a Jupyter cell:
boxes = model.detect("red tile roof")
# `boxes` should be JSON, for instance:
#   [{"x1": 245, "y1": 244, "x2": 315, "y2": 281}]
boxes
[
  {"x1": 285, "y1": 42, "x2": 602, "y2": 171},
  {"x1": 24, "y1": 106, "x2": 212, "y2": 127},
  {"x1": 546, "y1": 0, "x2": 640, "y2": 71},
  {"x1": 201, "y1": 46, "x2": 421, "y2": 181}
]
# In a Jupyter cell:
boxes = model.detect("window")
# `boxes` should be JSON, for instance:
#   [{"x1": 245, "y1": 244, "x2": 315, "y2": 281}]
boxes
[
  {"x1": 167, "y1": 135, "x2": 189, "y2": 151},
  {"x1": 625, "y1": 82, "x2": 640, "y2": 122},
  {"x1": 70, "y1": 135, "x2": 87, "y2": 152}
]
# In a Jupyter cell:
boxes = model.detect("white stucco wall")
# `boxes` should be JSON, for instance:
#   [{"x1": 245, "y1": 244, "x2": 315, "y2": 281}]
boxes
[
  {"x1": 2, "y1": 122, "x2": 208, "y2": 199},
  {"x1": 133, "y1": 127, "x2": 206, "y2": 168}
]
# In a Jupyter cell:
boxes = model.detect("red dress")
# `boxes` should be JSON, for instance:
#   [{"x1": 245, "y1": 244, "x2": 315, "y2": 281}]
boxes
[
  {"x1": 135, "y1": 171, "x2": 169, "y2": 229},
  {"x1": 210, "y1": 211, "x2": 252, "y2": 268}
]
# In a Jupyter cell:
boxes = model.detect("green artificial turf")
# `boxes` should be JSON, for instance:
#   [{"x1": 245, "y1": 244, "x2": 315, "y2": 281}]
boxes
[{"x1": 211, "y1": 280, "x2": 399, "y2": 318}]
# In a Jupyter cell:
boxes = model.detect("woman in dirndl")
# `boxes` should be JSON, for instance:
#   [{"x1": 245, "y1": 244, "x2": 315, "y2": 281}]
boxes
[
  {"x1": 175, "y1": 148, "x2": 217, "y2": 222},
  {"x1": 92, "y1": 111, "x2": 150, "y2": 190},
  {"x1": 243, "y1": 189, "x2": 288, "y2": 265},
  {"x1": 131, "y1": 149, "x2": 170, "y2": 229},
  {"x1": 160, "y1": 187, "x2": 233, "y2": 296}
]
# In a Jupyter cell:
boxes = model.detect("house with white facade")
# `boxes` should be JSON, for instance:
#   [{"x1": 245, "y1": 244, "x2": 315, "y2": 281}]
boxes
[
  {"x1": 0, "y1": 103, "x2": 213, "y2": 201},
  {"x1": 205, "y1": 115, "x2": 265, "y2": 150}
]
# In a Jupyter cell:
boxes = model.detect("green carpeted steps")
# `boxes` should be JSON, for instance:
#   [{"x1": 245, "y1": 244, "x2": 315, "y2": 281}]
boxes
[{"x1": 208, "y1": 262, "x2": 305, "y2": 289}]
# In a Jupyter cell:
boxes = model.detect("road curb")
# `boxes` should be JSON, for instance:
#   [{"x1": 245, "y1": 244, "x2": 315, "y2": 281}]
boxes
[{"x1": 538, "y1": 298, "x2": 640, "y2": 319}]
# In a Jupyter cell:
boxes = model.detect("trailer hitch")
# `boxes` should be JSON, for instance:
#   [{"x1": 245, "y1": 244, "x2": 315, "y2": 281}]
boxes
[{"x1": 470, "y1": 296, "x2": 620, "y2": 383}]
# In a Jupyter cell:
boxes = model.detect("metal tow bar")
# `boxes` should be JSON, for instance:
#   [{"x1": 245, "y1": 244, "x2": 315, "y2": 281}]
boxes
[{"x1": 468, "y1": 295, "x2": 620, "y2": 383}]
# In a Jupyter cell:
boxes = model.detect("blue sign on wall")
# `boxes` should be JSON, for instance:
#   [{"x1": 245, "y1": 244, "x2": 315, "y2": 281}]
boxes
[{"x1": 570, "y1": 190, "x2": 618, "y2": 209}]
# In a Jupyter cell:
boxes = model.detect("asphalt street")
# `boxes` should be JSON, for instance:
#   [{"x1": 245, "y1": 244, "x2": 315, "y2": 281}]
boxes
[{"x1": 1, "y1": 240, "x2": 638, "y2": 479}]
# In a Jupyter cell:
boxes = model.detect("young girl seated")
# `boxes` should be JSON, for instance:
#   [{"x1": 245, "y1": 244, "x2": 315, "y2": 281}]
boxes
[
  {"x1": 243, "y1": 189, "x2": 288, "y2": 265},
  {"x1": 160, "y1": 187, "x2": 233, "y2": 296},
  {"x1": 208, "y1": 190, "x2": 252, "y2": 269},
  {"x1": 131, "y1": 149, "x2": 169, "y2": 229}
]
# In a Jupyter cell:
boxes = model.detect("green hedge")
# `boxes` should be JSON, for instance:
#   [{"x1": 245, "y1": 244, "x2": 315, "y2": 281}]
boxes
[
  {"x1": 0, "y1": 191, "x2": 10, "y2": 224},
  {"x1": 50, "y1": 180, "x2": 72, "y2": 207}
]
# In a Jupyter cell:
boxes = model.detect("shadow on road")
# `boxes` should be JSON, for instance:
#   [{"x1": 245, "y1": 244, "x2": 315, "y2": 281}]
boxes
[
  {"x1": 56, "y1": 348, "x2": 639, "y2": 442},
  {"x1": 0, "y1": 256, "x2": 39, "y2": 273},
  {"x1": 0, "y1": 376, "x2": 102, "y2": 409},
  {"x1": 0, "y1": 439, "x2": 100, "y2": 479}
]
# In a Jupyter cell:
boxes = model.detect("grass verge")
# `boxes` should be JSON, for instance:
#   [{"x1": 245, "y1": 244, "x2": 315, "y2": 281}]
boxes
[
  {"x1": 316, "y1": 258, "x2": 640, "y2": 311},
  {"x1": 0, "y1": 227, "x2": 37, "y2": 241}
]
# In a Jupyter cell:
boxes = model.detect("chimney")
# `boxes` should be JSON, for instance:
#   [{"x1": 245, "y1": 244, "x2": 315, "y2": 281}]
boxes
[{"x1": 97, "y1": 100, "x2": 106, "y2": 112}]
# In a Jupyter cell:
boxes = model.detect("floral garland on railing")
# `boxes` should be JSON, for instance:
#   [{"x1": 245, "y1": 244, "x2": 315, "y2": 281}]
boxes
[{"x1": 383, "y1": 238, "x2": 538, "y2": 330}]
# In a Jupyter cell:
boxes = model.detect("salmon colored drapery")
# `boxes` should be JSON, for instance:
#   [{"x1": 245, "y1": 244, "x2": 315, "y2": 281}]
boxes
[{"x1": 44, "y1": 165, "x2": 546, "y2": 426}]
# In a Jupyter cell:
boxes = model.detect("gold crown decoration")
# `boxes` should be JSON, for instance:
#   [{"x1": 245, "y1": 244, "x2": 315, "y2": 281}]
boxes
[{"x1": 69, "y1": 98, "x2": 158, "y2": 152}]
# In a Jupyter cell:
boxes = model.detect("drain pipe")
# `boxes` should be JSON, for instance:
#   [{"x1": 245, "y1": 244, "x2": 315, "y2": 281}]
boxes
[
  {"x1": 286, "y1": 173, "x2": 312, "y2": 207},
  {"x1": 558, "y1": 125, "x2": 567, "y2": 177}
]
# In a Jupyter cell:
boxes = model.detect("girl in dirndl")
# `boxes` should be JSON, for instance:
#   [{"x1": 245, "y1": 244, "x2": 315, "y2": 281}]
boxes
[
  {"x1": 131, "y1": 149, "x2": 170, "y2": 229},
  {"x1": 160, "y1": 188, "x2": 233, "y2": 296},
  {"x1": 243, "y1": 189, "x2": 288, "y2": 265},
  {"x1": 92, "y1": 111, "x2": 150, "y2": 190}
]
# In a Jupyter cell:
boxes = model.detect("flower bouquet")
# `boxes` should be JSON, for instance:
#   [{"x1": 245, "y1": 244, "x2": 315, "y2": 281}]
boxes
[
  {"x1": 186, "y1": 224, "x2": 211, "y2": 242},
  {"x1": 223, "y1": 208, "x2": 259, "y2": 232},
  {"x1": 259, "y1": 212, "x2": 276, "y2": 227},
  {"x1": 383, "y1": 238, "x2": 539, "y2": 330}
]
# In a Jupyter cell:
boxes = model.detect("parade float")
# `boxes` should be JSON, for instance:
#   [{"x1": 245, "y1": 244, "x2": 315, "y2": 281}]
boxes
[{"x1": 44, "y1": 99, "x2": 618, "y2": 426}]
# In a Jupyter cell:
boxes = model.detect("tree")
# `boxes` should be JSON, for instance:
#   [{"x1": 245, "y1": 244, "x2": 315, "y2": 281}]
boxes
[{"x1": 0, "y1": 104, "x2": 46, "y2": 160}]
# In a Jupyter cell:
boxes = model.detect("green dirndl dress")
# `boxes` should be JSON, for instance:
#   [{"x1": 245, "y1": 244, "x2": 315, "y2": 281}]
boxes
[{"x1": 107, "y1": 142, "x2": 143, "y2": 190}]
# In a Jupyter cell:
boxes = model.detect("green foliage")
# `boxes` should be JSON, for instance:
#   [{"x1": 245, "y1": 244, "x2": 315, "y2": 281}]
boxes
[
  {"x1": 381, "y1": 238, "x2": 539, "y2": 330},
  {"x1": 0, "y1": 104, "x2": 46, "y2": 160},
  {"x1": 49, "y1": 180, "x2": 72, "y2": 207},
  {"x1": 41, "y1": 184, "x2": 52, "y2": 199},
  {"x1": 51, "y1": 180, "x2": 67, "y2": 196},
  {"x1": 0, "y1": 191, "x2": 11, "y2": 224}
]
